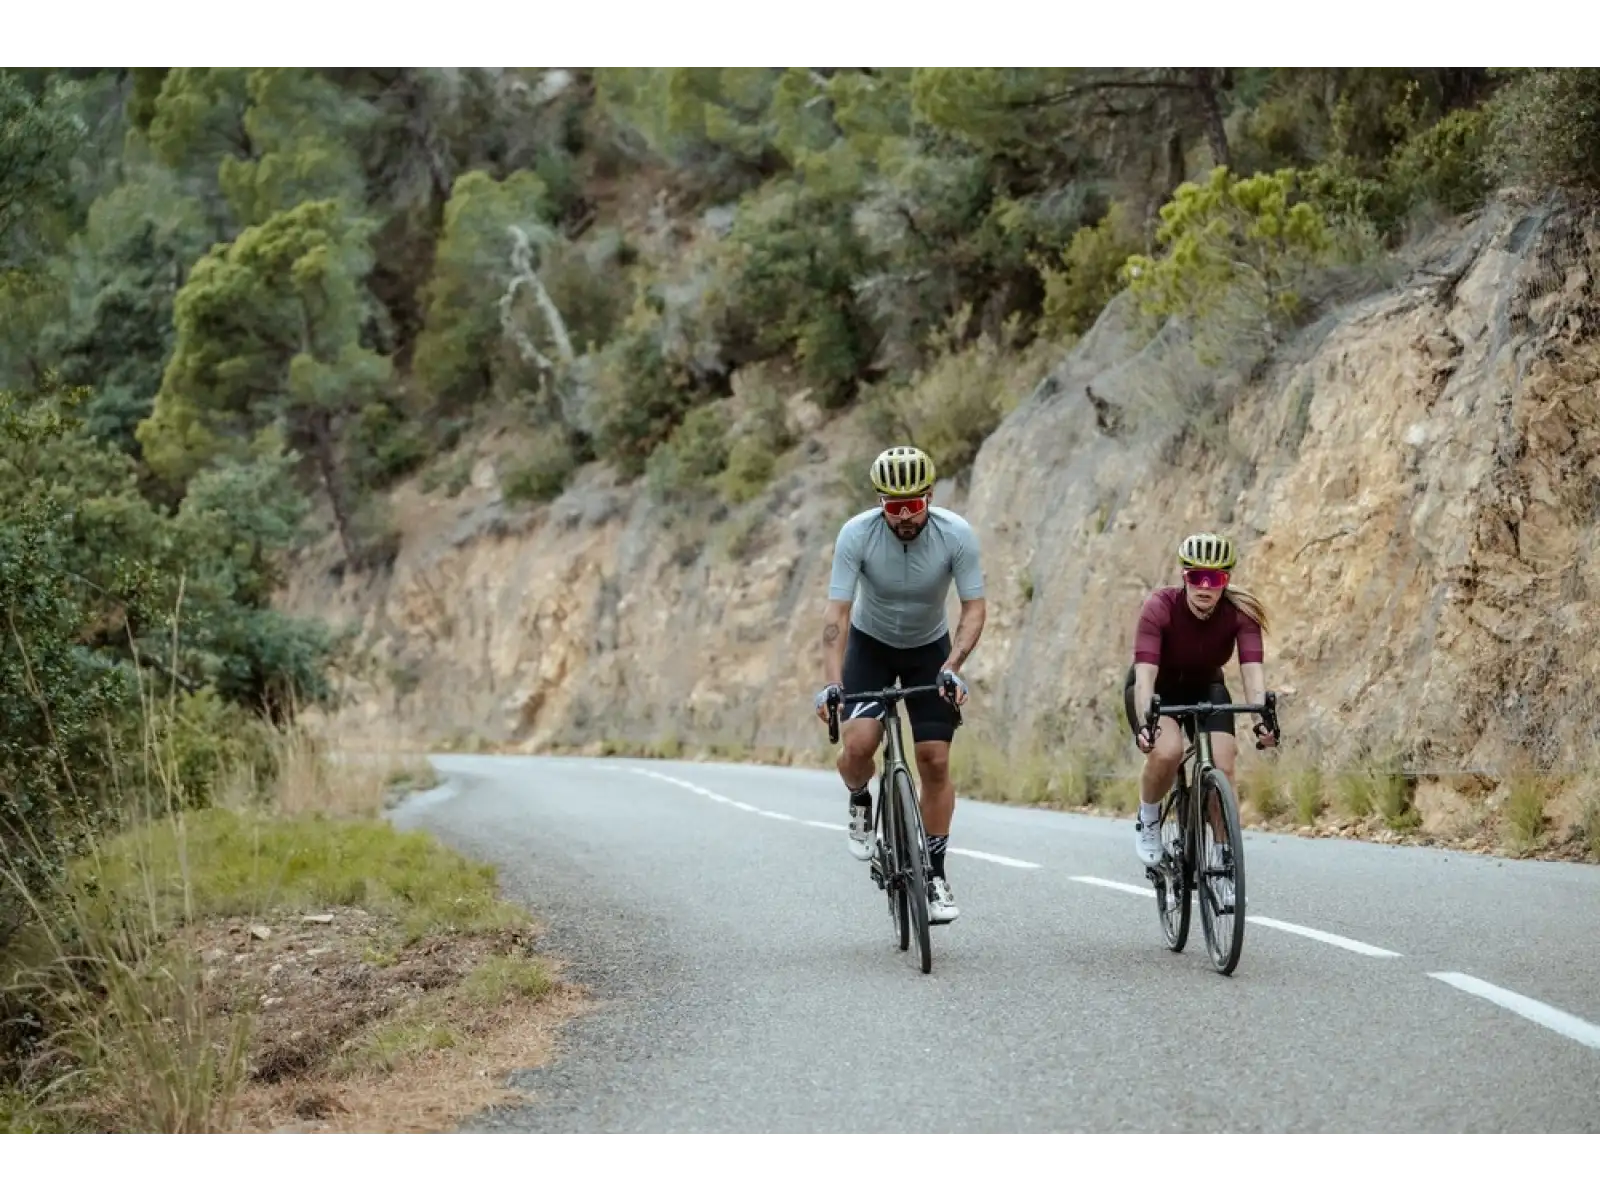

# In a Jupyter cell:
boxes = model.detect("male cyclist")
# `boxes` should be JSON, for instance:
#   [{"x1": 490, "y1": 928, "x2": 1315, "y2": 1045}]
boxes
[
  {"x1": 1124, "y1": 532, "x2": 1278, "y2": 868},
  {"x1": 813, "y1": 445, "x2": 986, "y2": 925}
]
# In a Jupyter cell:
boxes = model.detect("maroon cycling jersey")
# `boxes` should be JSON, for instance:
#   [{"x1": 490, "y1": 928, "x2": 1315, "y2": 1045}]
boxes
[{"x1": 1132, "y1": 587, "x2": 1263, "y2": 689}]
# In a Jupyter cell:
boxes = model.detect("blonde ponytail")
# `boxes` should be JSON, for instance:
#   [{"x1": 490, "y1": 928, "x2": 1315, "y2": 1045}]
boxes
[{"x1": 1225, "y1": 586, "x2": 1269, "y2": 634}]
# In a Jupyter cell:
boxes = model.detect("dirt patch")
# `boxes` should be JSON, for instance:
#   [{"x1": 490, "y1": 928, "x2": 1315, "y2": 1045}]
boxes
[{"x1": 190, "y1": 907, "x2": 586, "y2": 1132}]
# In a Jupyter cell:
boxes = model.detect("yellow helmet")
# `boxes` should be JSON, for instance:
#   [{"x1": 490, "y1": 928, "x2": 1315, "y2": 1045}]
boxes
[
  {"x1": 1178, "y1": 531, "x2": 1237, "y2": 570},
  {"x1": 869, "y1": 446, "x2": 936, "y2": 497}
]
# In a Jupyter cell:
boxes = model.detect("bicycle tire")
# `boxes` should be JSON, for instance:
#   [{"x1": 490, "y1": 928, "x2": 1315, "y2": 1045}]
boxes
[
  {"x1": 1197, "y1": 766, "x2": 1246, "y2": 975},
  {"x1": 1156, "y1": 780, "x2": 1192, "y2": 952},
  {"x1": 879, "y1": 776, "x2": 909, "y2": 952},
  {"x1": 893, "y1": 765, "x2": 932, "y2": 975}
]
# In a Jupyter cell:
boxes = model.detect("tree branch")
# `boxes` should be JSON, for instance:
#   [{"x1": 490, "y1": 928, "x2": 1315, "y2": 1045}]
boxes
[
  {"x1": 499, "y1": 223, "x2": 575, "y2": 371},
  {"x1": 1010, "y1": 76, "x2": 1202, "y2": 110}
]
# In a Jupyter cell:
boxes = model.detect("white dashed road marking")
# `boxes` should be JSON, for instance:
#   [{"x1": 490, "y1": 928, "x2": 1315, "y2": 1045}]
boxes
[
  {"x1": 1428, "y1": 972, "x2": 1600, "y2": 1051},
  {"x1": 598, "y1": 762, "x2": 1600, "y2": 1048},
  {"x1": 1072, "y1": 876, "x2": 1403, "y2": 957},
  {"x1": 625, "y1": 767, "x2": 1042, "y2": 869},
  {"x1": 1247, "y1": 915, "x2": 1402, "y2": 958},
  {"x1": 949, "y1": 848, "x2": 1043, "y2": 870},
  {"x1": 1072, "y1": 875, "x2": 1157, "y2": 899}
]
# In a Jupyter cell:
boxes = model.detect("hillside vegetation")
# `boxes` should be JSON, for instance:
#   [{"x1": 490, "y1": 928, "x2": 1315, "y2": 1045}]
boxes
[{"x1": 4, "y1": 70, "x2": 1600, "y2": 1122}]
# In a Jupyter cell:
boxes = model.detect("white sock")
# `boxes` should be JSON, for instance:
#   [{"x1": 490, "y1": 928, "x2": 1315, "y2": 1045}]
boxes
[{"x1": 1139, "y1": 803, "x2": 1161, "y2": 825}]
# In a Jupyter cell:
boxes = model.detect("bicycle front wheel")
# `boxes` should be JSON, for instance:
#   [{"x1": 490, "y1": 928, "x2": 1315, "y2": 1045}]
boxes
[
  {"x1": 1197, "y1": 766, "x2": 1246, "y2": 975},
  {"x1": 879, "y1": 778, "x2": 909, "y2": 952},
  {"x1": 893, "y1": 765, "x2": 932, "y2": 975},
  {"x1": 1155, "y1": 783, "x2": 1191, "y2": 952}
]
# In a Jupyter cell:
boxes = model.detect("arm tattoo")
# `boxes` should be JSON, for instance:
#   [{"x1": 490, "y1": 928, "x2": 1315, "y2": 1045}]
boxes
[{"x1": 823, "y1": 621, "x2": 840, "y2": 645}]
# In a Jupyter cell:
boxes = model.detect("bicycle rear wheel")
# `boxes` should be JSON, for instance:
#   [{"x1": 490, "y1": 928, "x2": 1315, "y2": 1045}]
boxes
[
  {"x1": 893, "y1": 765, "x2": 932, "y2": 975},
  {"x1": 1197, "y1": 766, "x2": 1246, "y2": 975},
  {"x1": 1155, "y1": 782, "x2": 1191, "y2": 952}
]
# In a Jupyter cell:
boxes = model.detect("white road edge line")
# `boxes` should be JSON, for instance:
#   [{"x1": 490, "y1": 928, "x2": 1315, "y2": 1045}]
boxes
[
  {"x1": 625, "y1": 767, "x2": 1041, "y2": 868},
  {"x1": 1428, "y1": 971, "x2": 1600, "y2": 1051},
  {"x1": 1246, "y1": 915, "x2": 1401, "y2": 958}
]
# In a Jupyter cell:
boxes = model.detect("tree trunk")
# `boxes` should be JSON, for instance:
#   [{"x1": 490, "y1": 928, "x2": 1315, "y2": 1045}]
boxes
[
  {"x1": 1190, "y1": 68, "x2": 1232, "y2": 169},
  {"x1": 306, "y1": 411, "x2": 357, "y2": 565},
  {"x1": 1166, "y1": 127, "x2": 1187, "y2": 196}
]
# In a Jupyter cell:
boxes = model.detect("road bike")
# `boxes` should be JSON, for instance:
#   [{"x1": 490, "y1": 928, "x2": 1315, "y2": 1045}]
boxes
[
  {"x1": 826, "y1": 679, "x2": 962, "y2": 975},
  {"x1": 1139, "y1": 691, "x2": 1280, "y2": 976}
]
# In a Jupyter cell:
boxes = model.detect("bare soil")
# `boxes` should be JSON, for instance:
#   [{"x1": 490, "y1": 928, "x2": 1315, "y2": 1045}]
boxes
[{"x1": 192, "y1": 907, "x2": 587, "y2": 1133}]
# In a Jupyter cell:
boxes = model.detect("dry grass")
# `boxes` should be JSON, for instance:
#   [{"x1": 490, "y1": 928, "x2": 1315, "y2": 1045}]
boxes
[
  {"x1": 1581, "y1": 794, "x2": 1600, "y2": 862},
  {"x1": 0, "y1": 722, "x2": 564, "y2": 1133},
  {"x1": 1503, "y1": 773, "x2": 1550, "y2": 855},
  {"x1": 434, "y1": 727, "x2": 1600, "y2": 866}
]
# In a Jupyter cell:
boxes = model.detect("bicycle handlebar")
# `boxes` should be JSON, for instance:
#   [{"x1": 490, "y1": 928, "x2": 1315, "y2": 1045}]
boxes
[
  {"x1": 1141, "y1": 691, "x2": 1281, "y2": 750},
  {"x1": 826, "y1": 681, "x2": 964, "y2": 744}
]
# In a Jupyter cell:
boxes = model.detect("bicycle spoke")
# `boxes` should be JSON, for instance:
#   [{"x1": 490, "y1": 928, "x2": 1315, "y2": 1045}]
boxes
[
  {"x1": 1197, "y1": 768, "x2": 1246, "y2": 975},
  {"x1": 1155, "y1": 784, "x2": 1191, "y2": 952}
]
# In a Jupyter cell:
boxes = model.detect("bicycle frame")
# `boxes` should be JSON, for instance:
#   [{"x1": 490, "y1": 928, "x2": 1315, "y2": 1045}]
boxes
[
  {"x1": 827, "y1": 681, "x2": 957, "y2": 864},
  {"x1": 826, "y1": 681, "x2": 962, "y2": 974},
  {"x1": 1140, "y1": 690, "x2": 1280, "y2": 974}
]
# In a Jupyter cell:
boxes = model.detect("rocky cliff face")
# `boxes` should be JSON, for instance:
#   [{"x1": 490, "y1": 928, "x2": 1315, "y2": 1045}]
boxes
[{"x1": 283, "y1": 198, "x2": 1600, "y2": 788}]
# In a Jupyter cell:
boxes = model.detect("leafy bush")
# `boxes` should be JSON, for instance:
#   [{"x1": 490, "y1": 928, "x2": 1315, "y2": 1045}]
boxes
[
  {"x1": 1385, "y1": 106, "x2": 1493, "y2": 217},
  {"x1": 1036, "y1": 201, "x2": 1144, "y2": 339},
  {"x1": 1486, "y1": 68, "x2": 1600, "y2": 192},
  {"x1": 885, "y1": 309, "x2": 1059, "y2": 478},
  {"x1": 1121, "y1": 167, "x2": 1339, "y2": 361},
  {"x1": 645, "y1": 403, "x2": 728, "y2": 503},
  {"x1": 586, "y1": 302, "x2": 698, "y2": 478},
  {"x1": 501, "y1": 429, "x2": 585, "y2": 506},
  {"x1": 411, "y1": 169, "x2": 554, "y2": 409},
  {"x1": 150, "y1": 686, "x2": 276, "y2": 809},
  {"x1": 717, "y1": 182, "x2": 874, "y2": 407},
  {"x1": 718, "y1": 437, "x2": 777, "y2": 504}
]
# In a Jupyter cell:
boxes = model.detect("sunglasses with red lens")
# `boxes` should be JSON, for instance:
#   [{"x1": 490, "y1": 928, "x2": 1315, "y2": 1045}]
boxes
[
  {"x1": 1183, "y1": 568, "x2": 1230, "y2": 590},
  {"x1": 881, "y1": 495, "x2": 929, "y2": 519}
]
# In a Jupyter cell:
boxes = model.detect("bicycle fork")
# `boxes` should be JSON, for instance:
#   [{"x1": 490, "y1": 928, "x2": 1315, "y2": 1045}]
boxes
[{"x1": 868, "y1": 772, "x2": 889, "y2": 890}]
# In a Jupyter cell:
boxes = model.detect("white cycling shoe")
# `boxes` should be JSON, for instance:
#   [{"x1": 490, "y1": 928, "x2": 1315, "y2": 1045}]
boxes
[
  {"x1": 928, "y1": 877, "x2": 959, "y2": 924},
  {"x1": 847, "y1": 799, "x2": 873, "y2": 862},
  {"x1": 1135, "y1": 817, "x2": 1164, "y2": 867}
]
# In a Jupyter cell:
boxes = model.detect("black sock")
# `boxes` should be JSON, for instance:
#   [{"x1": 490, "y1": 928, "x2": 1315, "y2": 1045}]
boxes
[
  {"x1": 849, "y1": 785, "x2": 871, "y2": 817},
  {"x1": 927, "y1": 835, "x2": 948, "y2": 880}
]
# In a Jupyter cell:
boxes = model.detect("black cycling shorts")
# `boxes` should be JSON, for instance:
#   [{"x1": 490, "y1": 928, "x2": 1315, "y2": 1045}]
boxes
[
  {"x1": 1123, "y1": 664, "x2": 1236, "y2": 738},
  {"x1": 841, "y1": 625, "x2": 958, "y2": 744}
]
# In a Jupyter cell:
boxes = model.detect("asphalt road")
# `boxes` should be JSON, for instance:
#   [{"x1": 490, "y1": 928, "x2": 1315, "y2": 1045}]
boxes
[{"x1": 392, "y1": 753, "x2": 1600, "y2": 1133}]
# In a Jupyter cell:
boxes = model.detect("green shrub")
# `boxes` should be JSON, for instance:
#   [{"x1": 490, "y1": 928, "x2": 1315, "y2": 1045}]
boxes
[
  {"x1": 411, "y1": 169, "x2": 556, "y2": 409},
  {"x1": 588, "y1": 306, "x2": 697, "y2": 478},
  {"x1": 537, "y1": 238, "x2": 631, "y2": 355},
  {"x1": 1487, "y1": 68, "x2": 1600, "y2": 192},
  {"x1": 645, "y1": 404, "x2": 728, "y2": 503},
  {"x1": 501, "y1": 430, "x2": 584, "y2": 506},
  {"x1": 150, "y1": 687, "x2": 275, "y2": 809},
  {"x1": 1037, "y1": 201, "x2": 1144, "y2": 339},
  {"x1": 718, "y1": 182, "x2": 874, "y2": 407},
  {"x1": 887, "y1": 309, "x2": 1059, "y2": 477},
  {"x1": 1386, "y1": 106, "x2": 1493, "y2": 216},
  {"x1": 718, "y1": 436, "x2": 777, "y2": 504},
  {"x1": 1122, "y1": 167, "x2": 1335, "y2": 334},
  {"x1": 349, "y1": 401, "x2": 430, "y2": 489}
]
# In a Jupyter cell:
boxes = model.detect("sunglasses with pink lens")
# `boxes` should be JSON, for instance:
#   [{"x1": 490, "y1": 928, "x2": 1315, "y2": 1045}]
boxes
[
  {"x1": 1183, "y1": 568, "x2": 1230, "y2": 590},
  {"x1": 881, "y1": 496, "x2": 928, "y2": 519}
]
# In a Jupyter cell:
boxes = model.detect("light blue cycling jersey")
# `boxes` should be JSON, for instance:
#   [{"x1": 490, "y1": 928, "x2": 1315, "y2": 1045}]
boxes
[{"x1": 827, "y1": 506, "x2": 986, "y2": 649}]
